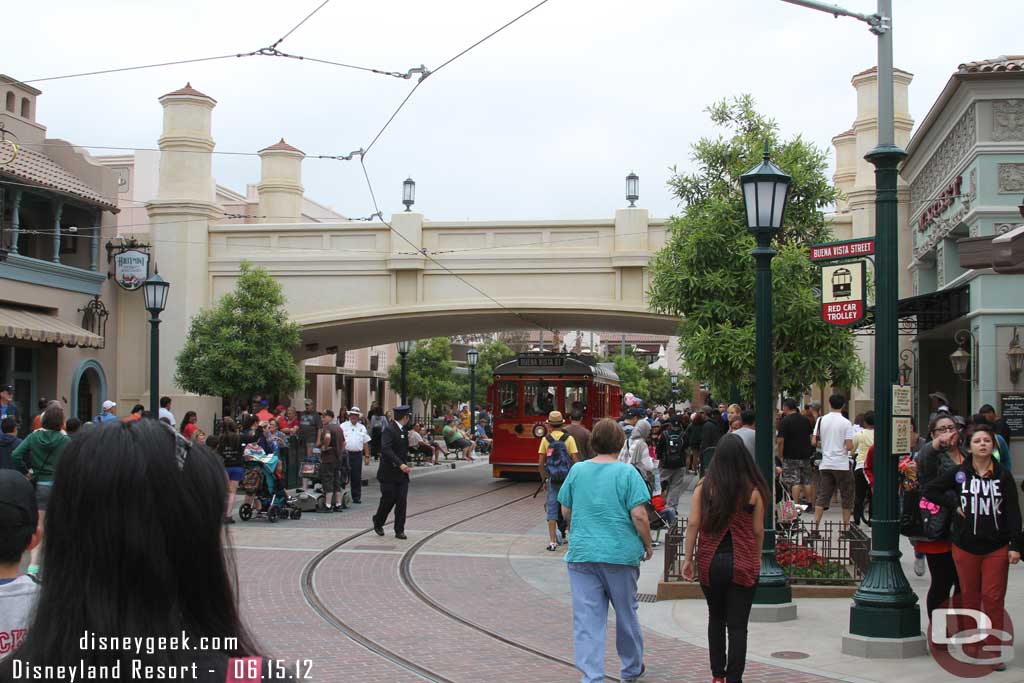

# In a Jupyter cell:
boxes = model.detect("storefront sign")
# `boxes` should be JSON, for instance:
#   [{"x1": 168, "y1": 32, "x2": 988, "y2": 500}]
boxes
[
  {"x1": 809, "y1": 238, "x2": 875, "y2": 262},
  {"x1": 918, "y1": 175, "x2": 963, "y2": 232},
  {"x1": 1001, "y1": 393, "x2": 1024, "y2": 438},
  {"x1": 892, "y1": 384, "x2": 912, "y2": 416},
  {"x1": 820, "y1": 261, "x2": 866, "y2": 326},
  {"x1": 892, "y1": 417, "x2": 912, "y2": 455},
  {"x1": 113, "y1": 249, "x2": 150, "y2": 291}
]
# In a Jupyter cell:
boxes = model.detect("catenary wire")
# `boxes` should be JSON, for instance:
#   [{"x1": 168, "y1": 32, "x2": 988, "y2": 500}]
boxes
[
  {"x1": 269, "y1": 0, "x2": 335, "y2": 49},
  {"x1": 18, "y1": 53, "x2": 259, "y2": 85}
]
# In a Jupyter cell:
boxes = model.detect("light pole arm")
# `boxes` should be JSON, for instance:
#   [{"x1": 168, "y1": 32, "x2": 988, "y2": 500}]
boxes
[{"x1": 777, "y1": 0, "x2": 886, "y2": 31}]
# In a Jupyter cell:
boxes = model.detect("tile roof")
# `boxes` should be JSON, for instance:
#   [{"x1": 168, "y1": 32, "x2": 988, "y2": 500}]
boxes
[
  {"x1": 958, "y1": 56, "x2": 1024, "y2": 74},
  {"x1": 260, "y1": 138, "x2": 304, "y2": 154},
  {"x1": 160, "y1": 82, "x2": 216, "y2": 101},
  {"x1": 0, "y1": 145, "x2": 119, "y2": 211}
]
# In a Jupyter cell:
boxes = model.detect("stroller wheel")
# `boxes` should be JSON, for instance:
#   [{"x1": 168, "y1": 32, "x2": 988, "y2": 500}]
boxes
[
  {"x1": 290, "y1": 509, "x2": 302, "y2": 520},
  {"x1": 315, "y1": 496, "x2": 327, "y2": 513},
  {"x1": 239, "y1": 503, "x2": 253, "y2": 522},
  {"x1": 268, "y1": 506, "x2": 280, "y2": 523}
]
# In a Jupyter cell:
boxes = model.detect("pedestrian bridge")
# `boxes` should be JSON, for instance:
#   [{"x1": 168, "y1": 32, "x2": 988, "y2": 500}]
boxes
[{"x1": 206, "y1": 208, "x2": 679, "y2": 356}]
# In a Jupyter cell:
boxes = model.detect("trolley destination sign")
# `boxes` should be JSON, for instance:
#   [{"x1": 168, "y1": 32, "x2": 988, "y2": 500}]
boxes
[
  {"x1": 820, "y1": 260, "x2": 866, "y2": 326},
  {"x1": 809, "y1": 237, "x2": 875, "y2": 262}
]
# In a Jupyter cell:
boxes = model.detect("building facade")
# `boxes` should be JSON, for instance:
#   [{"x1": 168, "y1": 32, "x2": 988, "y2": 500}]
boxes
[
  {"x1": 901, "y1": 56, "x2": 1024, "y2": 459},
  {"x1": 0, "y1": 74, "x2": 121, "y2": 431}
]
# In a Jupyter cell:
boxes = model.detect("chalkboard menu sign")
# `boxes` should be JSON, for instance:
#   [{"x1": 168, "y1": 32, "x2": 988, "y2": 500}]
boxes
[{"x1": 1001, "y1": 393, "x2": 1024, "y2": 438}]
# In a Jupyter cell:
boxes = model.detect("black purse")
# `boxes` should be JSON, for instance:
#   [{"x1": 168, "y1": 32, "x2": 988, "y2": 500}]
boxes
[{"x1": 899, "y1": 489, "x2": 924, "y2": 538}]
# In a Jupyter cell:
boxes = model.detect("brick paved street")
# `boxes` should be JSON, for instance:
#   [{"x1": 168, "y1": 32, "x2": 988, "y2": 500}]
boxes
[{"x1": 225, "y1": 460, "x2": 868, "y2": 683}]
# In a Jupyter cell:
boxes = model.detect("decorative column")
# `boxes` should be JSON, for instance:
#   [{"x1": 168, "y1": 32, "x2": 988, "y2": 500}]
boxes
[
  {"x1": 10, "y1": 189, "x2": 21, "y2": 255},
  {"x1": 90, "y1": 209, "x2": 100, "y2": 271},
  {"x1": 257, "y1": 139, "x2": 305, "y2": 223},
  {"x1": 52, "y1": 200, "x2": 63, "y2": 263},
  {"x1": 145, "y1": 83, "x2": 222, "y2": 419}
]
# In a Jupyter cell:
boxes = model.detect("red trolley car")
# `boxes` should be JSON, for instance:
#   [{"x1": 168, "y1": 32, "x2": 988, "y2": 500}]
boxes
[{"x1": 486, "y1": 352, "x2": 621, "y2": 478}]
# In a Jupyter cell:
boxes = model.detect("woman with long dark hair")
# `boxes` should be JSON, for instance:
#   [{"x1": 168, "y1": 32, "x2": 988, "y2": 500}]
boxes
[
  {"x1": 217, "y1": 418, "x2": 245, "y2": 525},
  {"x1": 180, "y1": 411, "x2": 198, "y2": 440},
  {"x1": 914, "y1": 413, "x2": 965, "y2": 619},
  {"x1": 11, "y1": 402, "x2": 69, "y2": 576},
  {"x1": 682, "y1": 434, "x2": 769, "y2": 683},
  {"x1": 0, "y1": 419, "x2": 273, "y2": 682}
]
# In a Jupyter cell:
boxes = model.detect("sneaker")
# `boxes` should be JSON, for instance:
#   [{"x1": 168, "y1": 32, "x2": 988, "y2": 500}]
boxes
[
  {"x1": 712, "y1": 678, "x2": 725, "y2": 683},
  {"x1": 624, "y1": 663, "x2": 646, "y2": 682},
  {"x1": 333, "y1": 505, "x2": 343, "y2": 512},
  {"x1": 914, "y1": 555, "x2": 926, "y2": 577}
]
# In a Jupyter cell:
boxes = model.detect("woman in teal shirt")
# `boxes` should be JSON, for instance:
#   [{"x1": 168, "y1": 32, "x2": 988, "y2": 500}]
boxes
[{"x1": 558, "y1": 418, "x2": 653, "y2": 683}]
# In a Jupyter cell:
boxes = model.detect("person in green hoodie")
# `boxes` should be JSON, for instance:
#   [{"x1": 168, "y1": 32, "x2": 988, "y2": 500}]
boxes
[{"x1": 11, "y1": 402, "x2": 69, "y2": 577}]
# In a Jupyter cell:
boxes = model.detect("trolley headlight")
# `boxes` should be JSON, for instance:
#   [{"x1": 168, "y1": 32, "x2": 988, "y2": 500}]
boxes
[{"x1": 532, "y1": 423, "x2": 548, "y2": 439}]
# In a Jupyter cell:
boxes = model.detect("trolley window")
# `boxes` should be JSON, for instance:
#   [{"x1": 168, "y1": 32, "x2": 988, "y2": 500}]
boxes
[
  {"x1": 564, "y1": 384, "x2": 588, "y2": 418},
  {"x1": 525, "y1": 381, "x2": 557, "y2": 416},
  {"x1": 498, "y1": 382, "x2": 519, "y2": 418}
]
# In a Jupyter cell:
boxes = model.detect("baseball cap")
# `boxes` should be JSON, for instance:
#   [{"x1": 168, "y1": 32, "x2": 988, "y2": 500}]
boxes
[
  {"x1": 0, "y1": 384, "x2": 13, "y2": 394},
  {"x1": 102, "y1": 400, "x2": 117, "y2": 410},
  {"x1": 0, "y1": 469, "x2": 39, "y2": 530}
]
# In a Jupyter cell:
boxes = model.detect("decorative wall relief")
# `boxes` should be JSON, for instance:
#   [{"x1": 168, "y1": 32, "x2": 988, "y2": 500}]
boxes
[
  {"x1": 998, "y1": 164, "x2": 1024, "y2": 193},
  {"x1": 993, "y1": 100, "x2": 1024, "y2": 142},
  {"x1": 995, "y1": 223, "x2": 1022, "y2": 235},
  {"x1": 910, "y1": 105, "x2": 976, "y2": 207},
  {"x1": 936, "y1": 241, "x2": 945, "y2": 288}
]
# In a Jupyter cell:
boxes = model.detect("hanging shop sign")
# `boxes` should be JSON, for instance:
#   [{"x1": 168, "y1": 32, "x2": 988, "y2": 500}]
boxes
[
  {"x1": 113, "y1": 249, "x2": 150, "y2": 291},
  {"x1": 809, "y1": 237, "x2": 875, "y2": 262},
  {"x1": 820, "y1": 260, "x2": 866, "y2": 327}
]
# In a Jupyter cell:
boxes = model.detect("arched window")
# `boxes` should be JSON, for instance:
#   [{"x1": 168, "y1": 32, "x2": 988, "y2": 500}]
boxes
[
  {"x1": 20, "y1": 97, "x2": 30, "y2": 118},
  {"x1": 4, "y1": 92, "x2": 14, "y2": 112}
]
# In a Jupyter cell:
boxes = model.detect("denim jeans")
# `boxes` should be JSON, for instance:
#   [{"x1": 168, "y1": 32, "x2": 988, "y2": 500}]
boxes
[{"x1": 567, "y1": 562, "x2": 644, "y2": 683}]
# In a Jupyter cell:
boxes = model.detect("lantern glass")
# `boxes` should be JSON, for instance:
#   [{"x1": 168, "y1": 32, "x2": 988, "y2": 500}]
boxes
[
  {"x1": 898, "y1": 361, "x2": 912, "y2": 386},
  {"x1": 1008, "y1": 335, "x2": 1024, "y2": 378},
  {"x1": 402, "y1": 177, "x2": 416, "y2": 210},
  {"x1": 397, "y1": 339, "x2": 413, "y2": 354},
  {"x1": 740, "y1": 149, "x2": 791, "y2": 231},
  {"x1": 625, "y1": 172, "x2": 639, "y2": 206},
  {"x1": 466, "y1": 347, "x2": 479, "y2": 367},
  {"x1": 949, "y1": 346, "x2": 971, "y2": 378},
  {"x1": 143, "y1": 272, "x2": 169, "y2": 313}
]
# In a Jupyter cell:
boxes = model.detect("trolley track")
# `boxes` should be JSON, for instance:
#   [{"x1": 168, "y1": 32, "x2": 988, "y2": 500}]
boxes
[{"x1": 301, "y1": 481, "x2": 624, "y2": 683}]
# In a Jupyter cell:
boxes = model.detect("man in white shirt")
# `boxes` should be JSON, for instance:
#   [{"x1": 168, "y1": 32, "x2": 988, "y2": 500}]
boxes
[
  {"x1": 341, "y1": 407, "x2": 371, "y2": 504},
  {"x1": 811, "y1": 394, "x2": 855, "y2": 536},
  {"x1": 158, "y1": 396, "x2": 176, "y2": 429}
]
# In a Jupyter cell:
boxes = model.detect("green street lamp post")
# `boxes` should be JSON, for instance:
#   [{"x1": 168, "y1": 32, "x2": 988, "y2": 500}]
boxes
[
  {"x1": 143, "y1": 270, "x2": 170, "y2": 417},
  {"x1": 740, "y1": 145, "x2": 792, "y2": 607},
  {"x1": 397, "y1": 340, "x2": 413, "y2": 405},
  {"x1": 467, "y1": 347, "x2": 479, "y2": 424}
]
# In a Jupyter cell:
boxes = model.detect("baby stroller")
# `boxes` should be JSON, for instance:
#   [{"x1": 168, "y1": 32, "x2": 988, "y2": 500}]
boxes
[{"x1": 239, "y1": 442, "x2": 301, "y2": 522}]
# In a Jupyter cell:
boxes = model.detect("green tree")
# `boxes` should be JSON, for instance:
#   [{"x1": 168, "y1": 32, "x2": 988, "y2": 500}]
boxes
[
  {"x1": 608, "y1": 353, "x2": 650, "y2": 401},
  {"x1": 388, "y1": 337, "x2": 460, "y2": 415},
  {"x1": 648, "y1": 95, "x2": 864, "y2": 399},
  {"x1": 456, "y1": 339, "x2": 515, "y2": 405},
  {"x1": 175, "y1": 261, "x2": 304, "y2": 406}
]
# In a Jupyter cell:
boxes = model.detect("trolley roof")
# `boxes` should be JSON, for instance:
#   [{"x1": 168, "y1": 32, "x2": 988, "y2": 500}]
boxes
[{"x1": 492, "y1": 353, "x2": 619, "y2": 382}]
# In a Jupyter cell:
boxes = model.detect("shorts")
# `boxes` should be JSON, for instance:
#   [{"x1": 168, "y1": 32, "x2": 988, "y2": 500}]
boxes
[
  {"x1": 815, "y1": 469, "x2": 854, "y2": 510},
  {"x1": 226, "y1": 466, "x2": 245, "y2": 482},
  {"x1": 35, "y1": 481, "x2": 53, "y2": 511},
  {"x1": 780, "y1": 459, "x2": 813, "y2": 488},
  {"x1": 321, "y1": 462, "x2": 346, "y2": 493},
  {"x1": 545, "y1": 482, "x2": 563, "y2": 521},
  {"x1": 449, "y1": 438, "x2": 471, "y2": 451}
]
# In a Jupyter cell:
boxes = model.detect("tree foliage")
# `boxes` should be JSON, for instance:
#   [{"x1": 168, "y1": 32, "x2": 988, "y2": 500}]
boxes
[
  {"x1": 607, "y1": 354, "x2": 691, "y2": 409},
  {"x1": 648, "y1": 95, "x2": 864, "y2": 399},
  {"x1": 175, "y1": 261, "x2": 304, "y2": 403},
  {"x1": 457, "y1": 338, "x2": 515, "y2": 405},
  {"x1": 387, "y1": 337, "x2": 460, "y2": 413}
]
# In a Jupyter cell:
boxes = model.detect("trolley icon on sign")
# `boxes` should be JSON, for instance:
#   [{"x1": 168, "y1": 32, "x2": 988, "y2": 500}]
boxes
[{"x1": 831, "y1": 267, "x2": 853, "y2": 299}]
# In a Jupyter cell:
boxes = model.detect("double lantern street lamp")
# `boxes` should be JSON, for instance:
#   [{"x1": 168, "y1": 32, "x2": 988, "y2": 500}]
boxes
[
  {"x1": 467, "y1": 347, "x2": 479, "y2": 425},
  {"x1": 143, "y1": 270, "x2": 170, "y2": 417},
  {"x1": 397, "y1": 339, "x2": 413, "y2": 406},
  {"x1": 739, "y1": 145, "x2": 792, "y2": 609}
]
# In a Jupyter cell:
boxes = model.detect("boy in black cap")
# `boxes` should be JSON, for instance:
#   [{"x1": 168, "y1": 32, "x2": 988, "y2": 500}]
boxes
[{"x1": 0, "y1": 469, "x2": 41, "y2": 651}]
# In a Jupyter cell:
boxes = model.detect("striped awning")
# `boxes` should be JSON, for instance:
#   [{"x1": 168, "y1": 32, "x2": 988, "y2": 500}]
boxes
[{"x1": 0, "y1": 305, "x2": 104, "y2": 349}]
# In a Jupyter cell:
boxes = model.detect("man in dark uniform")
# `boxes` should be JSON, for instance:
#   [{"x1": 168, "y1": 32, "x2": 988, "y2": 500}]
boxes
[{"x1": 373, "y1": 405, "x2": 412, "y2": 539}]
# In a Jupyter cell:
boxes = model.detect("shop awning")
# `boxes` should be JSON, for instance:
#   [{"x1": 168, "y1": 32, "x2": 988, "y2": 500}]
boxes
[
  {"x1": 854, "y1": 285, "x2": 970, "y2": 337},
  {"x1": 0, "y1": 305, "x2": 104, "y2": 348}
]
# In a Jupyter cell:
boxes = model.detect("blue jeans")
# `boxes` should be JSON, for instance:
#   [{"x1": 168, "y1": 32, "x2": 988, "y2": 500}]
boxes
[
  {"x1": 546, "y1": 481, "x2": 562, "y2": 521},
  {"x1": 567, "y1": 562, "x2": 644, "y2": 683}
]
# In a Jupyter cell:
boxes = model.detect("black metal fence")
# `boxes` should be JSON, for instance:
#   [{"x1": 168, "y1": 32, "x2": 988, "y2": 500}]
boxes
[{"x1": 663, "y1": 516, "x2": 869, "y2": 585}]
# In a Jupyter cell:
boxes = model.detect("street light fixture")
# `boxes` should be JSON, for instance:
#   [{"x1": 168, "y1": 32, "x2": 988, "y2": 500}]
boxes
[
  {"x1": 1009, "y1": 329, "x2": 1024, "y2": 384},
  {"x1": 898, "y1": 349, "x2": 915, "y2": 387},
  {"x1": 740, "y1": 144, "x2": 791, "y2": 609},
  {"x1": 143, "y1": 269, "x2": 170, "y2": 417},
  {"x1": 467, "y1": 347, "x2": 479, "y2": 425},
  {"x1": 397, "y1": 340, "x2": 413, "y2": 406},
  {"x1": 625, "y1": 172, "x2": 639, "y2": 207},
  {"x1": 402, "y1": 177, "x2": 416, "y2": 211}
]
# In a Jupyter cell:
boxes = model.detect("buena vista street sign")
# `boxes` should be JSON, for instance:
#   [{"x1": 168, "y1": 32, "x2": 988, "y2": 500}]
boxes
[
  {"x1": 809, "y1": 237, "x2": 875, "y2": 262},
  {"x1": 820, "y1": 260, "x2": 866, "y2": 326}
]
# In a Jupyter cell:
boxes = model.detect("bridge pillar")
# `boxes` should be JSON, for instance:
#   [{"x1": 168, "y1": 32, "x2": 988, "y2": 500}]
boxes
[
  {"x1": 614, "y1": 207, "x2": 651, "y2": 304},
  {"x1": 258, "y1": 139, "x2": 305, "y2": 223},
  {"x1": 144, "y1": 83, "x2": 222, "y2": 422},
  {"x1": 388, "y1": 211, "x2": 426, "y2": 305}
]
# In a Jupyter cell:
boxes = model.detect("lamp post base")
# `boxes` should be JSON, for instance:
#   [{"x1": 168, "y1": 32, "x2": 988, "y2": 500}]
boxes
[
  {"x1": 750, "y1": 601, "x2": 798, "y2": 623},
  {"x1": 841, "y1": 629, "x2": 927, "y2": 659}
]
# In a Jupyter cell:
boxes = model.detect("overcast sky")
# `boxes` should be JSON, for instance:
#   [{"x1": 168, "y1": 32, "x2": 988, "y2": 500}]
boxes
[{"x1": 5, "y1": 0, "x2": 1018, "y2": 221}]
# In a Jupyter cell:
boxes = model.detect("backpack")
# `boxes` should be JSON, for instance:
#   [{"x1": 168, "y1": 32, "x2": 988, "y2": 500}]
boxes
[
  {"x1": 544, "y1": 432, "x2": 573, "y2": 483},
  {"x1": 661, "y1": 431, "x2": 685, "y2": 470}
]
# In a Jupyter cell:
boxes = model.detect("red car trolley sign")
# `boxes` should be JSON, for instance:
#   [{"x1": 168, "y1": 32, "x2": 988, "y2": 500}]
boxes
[{"x1": 820, "y1": 260, "x2": 866, "y2": 327}]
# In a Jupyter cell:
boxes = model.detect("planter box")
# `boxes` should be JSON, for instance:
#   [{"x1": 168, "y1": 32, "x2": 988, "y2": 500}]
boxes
[{"x1": 656, "y1": 581, "x2": 857, "y2": 600}]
